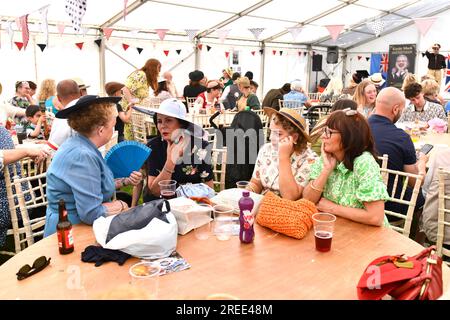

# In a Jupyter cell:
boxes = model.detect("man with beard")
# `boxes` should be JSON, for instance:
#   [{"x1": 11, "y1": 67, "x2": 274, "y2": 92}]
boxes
[{"x1": 368, "y1": 87, "x2": 428, "y2": 238}]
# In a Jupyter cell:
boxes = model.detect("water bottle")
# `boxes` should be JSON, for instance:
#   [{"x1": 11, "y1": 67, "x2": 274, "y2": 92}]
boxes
[{"x1": 239, "y1": 191, "x2": 255, "y2": 244}]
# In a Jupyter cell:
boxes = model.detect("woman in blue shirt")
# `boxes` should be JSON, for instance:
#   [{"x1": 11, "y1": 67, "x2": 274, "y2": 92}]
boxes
[{"x1": 44, "y1": 95, "x2": 142, "y2": 236}]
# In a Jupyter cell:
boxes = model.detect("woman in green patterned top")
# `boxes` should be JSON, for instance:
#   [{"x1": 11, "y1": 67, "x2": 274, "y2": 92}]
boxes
[
  {"x1": 303, "y1": 109, "x2": 389, "y2": 226},
  {"x1": 122, "y1": 58, "x2": 161, "y2": 140}
]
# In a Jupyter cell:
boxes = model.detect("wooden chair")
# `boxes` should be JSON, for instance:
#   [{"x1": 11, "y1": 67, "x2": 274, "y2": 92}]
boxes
[
  {"x1": 19, "y1": 156, "x2": 51, "y2": 178},
  {"x1": 211, "y1": 147, "x2": 227, "y2": 192},
  {"x1": 379, "y1": 162, "x2": 423, "y2": 238},
  {"x1": 437, "y1": 167, "x2": 450, "y2": 264},
  {"x1": 186, "y1": 97, "x2": 197, "y2": 110},
  {"x1": 191, "y1": 114, "x2": 213, "y2": 129},
  {"x1": 307, "y1": 92, "x2": 321, "y2": 101},
  {"x1": 278, "y1": 99, "x2": 304, "y2": 110},
  {"x1": 131, "y1": 109, "x2": 148, "y2": 144},
  {"x1": 0, "y1": 164, "x2": 47, "y2": 256}
]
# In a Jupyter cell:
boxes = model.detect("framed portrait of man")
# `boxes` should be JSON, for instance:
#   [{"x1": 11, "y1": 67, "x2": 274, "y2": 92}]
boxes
[{"x1": 387, "y1": 44, "x2": 416, "y2": 89}]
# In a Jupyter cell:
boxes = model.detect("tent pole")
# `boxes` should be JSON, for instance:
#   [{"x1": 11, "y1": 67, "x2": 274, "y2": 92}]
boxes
[
  {"x1": 260, "y1": 42, "x2": 266, "y2": 97},
  {"x1": 194, "y1": 39, "x2": 200, "y2": 70},
  {"x1": 341, "y1": 49, "x2": 347, "y2": 87},
  {"x1": 99, "y1": 36, "x2": 106, "y2": 96},
  {"x1": 306, "y1": 45, "x2": 312, "y2": 93},
  {"x1": 33, "y1": 35, "x2": 38, "y2": 84}
]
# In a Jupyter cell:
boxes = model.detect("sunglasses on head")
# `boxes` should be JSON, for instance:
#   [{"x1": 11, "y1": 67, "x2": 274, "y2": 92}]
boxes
[{"x1": 16, "y1": 256, "x2": 51, "y2": 281}]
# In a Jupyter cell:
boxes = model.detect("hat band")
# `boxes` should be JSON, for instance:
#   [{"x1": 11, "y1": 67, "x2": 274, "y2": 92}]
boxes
[{"x1": 279, "y1": 111, "x2": 305, "y2": 131}]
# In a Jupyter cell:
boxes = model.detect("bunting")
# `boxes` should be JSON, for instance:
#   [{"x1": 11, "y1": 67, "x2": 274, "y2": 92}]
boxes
[
  {"x1": 413, "y1": 17, "x2": 437, "y2": 36},
  {"x1": 304, "y1": 52, "x2": 307, "y2": 56},
  {"x1": 155, "y1": 29, "x2": 168, "y2": 41},
  {"x1": 102, "y1": 27, "x2": 114, "y2": 40},
  {"x1": 136, "y1": 47, "x2": 143, "y2": 54},
  {"x1": 365, "y1": 57, "x2": 370, "y2": 62},
  {"x1": 279, "y1": 51, "x2": 283, "y2": 56},
  {"x1": 251, "y1": 51, "x2": 256, "y2": 56},
  {"x1": 163, "y1": 50, "x2": 169, "y2": 56},
  {"x1": 39, "y1": 5, "x2": 49, "y2": 45},
  {"x1": 122, "y1": 43, "x2": 129, "y2": 51},
  {"x1": 259, "y1": 49, "x2": 264, "y2": 55},
  {"x1": 65, "y1": 0, "x2": 87, "y2": 32},
  {"x1": 185, "y1": 29, "x2": 199, "y2": 42},
  {"x1": 357, "y1": 55, "x2": 362, "y2": 60},
  {"x1": 287, "y1": 27, "x2": 302, "y2": 41},
  {"x1": 15, "y1": 41, "x2": 24, "y2": 51},
  {"x1": 57, "y1": 23, "x2": 65, "y2": 36},
  {"x1": 272, "y1": 50, "x2": 276, "y2": 55},
  {"x1": 19, "y1": 15, "x2": 29, "y2": 50},
  {"x1": 367, "y1": 19, "x2": 384, "y2": 37},
  {"x1": 248, "y1": 28, "x2": 265, "y2": 40},
  {"x1": 206, "y1": 45, "x2": 211, "y2": 52},
  {"x1": 37, "y1": 43, "x2": 47, "y2": 52},
  {"x1": 94, "y1": 39, "x2": 102, "y2": 47},
  {"x1": 225, "y1": 51, "x2": 230, "y2": 58},
  {"x1": 176, "y1": 49, "x2": 181, "y2": 55},
  {"x1": 197, "y1": 44, "x2": 203, "y2": 50},
  {"x1": 216, "y1": 29, "x2": 230, "y2": 43},
  {"x1": 75, "y1": 42, "x2": 84, "y2": 50},
  {"x1": 325, "y1": 25, "x2": 344, "y2": 41}
]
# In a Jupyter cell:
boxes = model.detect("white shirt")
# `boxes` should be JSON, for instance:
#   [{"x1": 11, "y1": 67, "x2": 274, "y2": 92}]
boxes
[
  {"x1": 0, "y1": 101, "x2": 26, "y2": 125},
  {"x1": 48, "y1": 99, "x2": 79, "y2": 148}
]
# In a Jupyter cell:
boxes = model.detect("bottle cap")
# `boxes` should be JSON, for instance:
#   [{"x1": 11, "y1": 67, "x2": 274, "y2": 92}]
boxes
[{"x1": 242, "y1": 191, "x2": 250, "y2": 197}]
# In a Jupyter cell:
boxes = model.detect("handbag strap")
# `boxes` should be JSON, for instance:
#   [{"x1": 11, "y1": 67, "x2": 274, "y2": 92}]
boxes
[{"x1": 419, "y1": 248, "x2": 438, "y2": 299}]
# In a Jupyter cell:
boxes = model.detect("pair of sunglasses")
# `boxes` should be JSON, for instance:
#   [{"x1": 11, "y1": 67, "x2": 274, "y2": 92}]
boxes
[{"x1": 16, "y1": 256, "x2": 51, "y2": 281}]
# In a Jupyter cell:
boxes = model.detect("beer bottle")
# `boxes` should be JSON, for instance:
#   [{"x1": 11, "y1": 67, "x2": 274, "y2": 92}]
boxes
[{"x1": 57, "y1": 199, "x2": 74, "y2": 254}]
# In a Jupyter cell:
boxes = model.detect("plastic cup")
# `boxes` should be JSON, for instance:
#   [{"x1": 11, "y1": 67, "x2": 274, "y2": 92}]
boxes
[
  {"x1": 213, "y1": 204, "x2": 235, "y2": 241},
  {"x1": 158, "y1": 180, "x2": 177, "y2": 200},
  {"x1": 193, "y1": 204, "x2": 213, "y2": 240},
  {"x1": 312, "y1": 213, "x2": 336, "y2": 252},
  {"x1": 236, "y1": 181, "x2": 249, "y2": 189},
  {"x1": 129, "y1": 261, "x2": 161, "y2": 299}
]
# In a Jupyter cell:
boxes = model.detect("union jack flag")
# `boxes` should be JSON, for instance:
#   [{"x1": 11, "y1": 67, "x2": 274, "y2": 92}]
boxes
[
  {"x1": 445, "y1": 54, "x2": 450, "y2": 92},
  {"x1": 380, "y1": 53, "x2": 389, "y2": 73}
]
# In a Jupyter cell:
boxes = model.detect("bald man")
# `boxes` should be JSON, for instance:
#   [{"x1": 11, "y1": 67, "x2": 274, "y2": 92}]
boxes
[
  {"x1": 368, "y1": 87, "x2": 427, "y2": 238},
  {"x1": 48, "y1": 80, "x2": 82, "y2": 148}
]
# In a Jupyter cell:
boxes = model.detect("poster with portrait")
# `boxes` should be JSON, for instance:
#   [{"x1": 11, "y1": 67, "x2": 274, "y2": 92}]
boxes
[{"x1": 387, "y1": 44, "x2": 416, "y2": 89}]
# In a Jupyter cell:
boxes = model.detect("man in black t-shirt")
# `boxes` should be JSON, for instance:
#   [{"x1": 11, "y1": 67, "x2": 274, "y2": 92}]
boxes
[{"x1": 424, "y1": 43, "x2": 446, "y2": 87}]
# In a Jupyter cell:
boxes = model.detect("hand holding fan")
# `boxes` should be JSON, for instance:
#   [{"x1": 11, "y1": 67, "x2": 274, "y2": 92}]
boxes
[{"x1": 104, "y1": 141, "x2": 151, "y2": 178}]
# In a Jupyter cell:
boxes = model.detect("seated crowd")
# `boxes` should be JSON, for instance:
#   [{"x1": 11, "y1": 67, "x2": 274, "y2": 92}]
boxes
[{"x1": 1, "y1": 58, "x2": 450, "y2": 259}]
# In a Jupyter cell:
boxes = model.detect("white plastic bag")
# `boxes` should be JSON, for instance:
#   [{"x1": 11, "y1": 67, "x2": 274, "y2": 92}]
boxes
[
  {"x1": 168, "y1": 197, "x2": 213, "y2": 235},
  {"x1": 210, "y1": 188, "x2": 264, "y2": 213}
]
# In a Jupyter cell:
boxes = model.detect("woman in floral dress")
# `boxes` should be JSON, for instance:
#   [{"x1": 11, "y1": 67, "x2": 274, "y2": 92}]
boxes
[
  {"x1": 122, "y1": 58, "x2": 161, "y2": 140},
  {"x1": 132, "y1": 99, "x2": 214, "y2": 202}
]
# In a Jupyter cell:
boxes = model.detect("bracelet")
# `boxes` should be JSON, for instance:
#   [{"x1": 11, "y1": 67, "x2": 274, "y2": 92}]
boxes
[
  {"x1": 163, "y1": 166, "x2": 175, "y2": 174},
  {"x1": 310, "y1": 180, "x2": 324, "y2": 193}
]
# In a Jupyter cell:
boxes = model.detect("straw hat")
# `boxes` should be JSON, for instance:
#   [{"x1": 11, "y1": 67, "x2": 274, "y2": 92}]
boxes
[
  {"x1": 72, "y1": 77, "x2": 90, "y2": 90},
  {"x1": 237, "y1": 77, "x2": 251, "y2": 88},
  {"x1": 368, "y1": 73, "x2": 385, "y2": 86},
  {"x1": 223, "y1": 67, "x2": 233, "y2": 79},
  {"x1": 263, "y1": 107, "x2": 310, "y2": 142}
]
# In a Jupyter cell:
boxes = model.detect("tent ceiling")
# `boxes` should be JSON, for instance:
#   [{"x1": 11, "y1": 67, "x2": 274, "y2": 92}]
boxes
[{"x1": 0, "y1": 0, "x2": 448, "y2": 48}]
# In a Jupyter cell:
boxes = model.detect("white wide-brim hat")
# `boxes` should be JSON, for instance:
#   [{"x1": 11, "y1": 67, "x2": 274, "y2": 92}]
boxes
[{"x1": 132, "y1": 98, "x2": 205, "y2": 137}]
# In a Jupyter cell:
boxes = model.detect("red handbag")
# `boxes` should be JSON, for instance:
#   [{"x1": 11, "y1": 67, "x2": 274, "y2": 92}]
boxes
[{"x1": 357, "y1": 246, "x2": 443, "y2": 300}]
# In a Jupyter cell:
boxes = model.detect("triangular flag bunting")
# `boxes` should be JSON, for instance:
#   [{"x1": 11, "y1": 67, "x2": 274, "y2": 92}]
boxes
[
  {"x1": 185, "y1": 29, "x2": 199, "y2": 42},
  {"x1": 37, "y1": 43, "x2": 46, "y2": 52},
  {"x1": 421, "y1": 52, "x2": 426, "y2": 58},
  {"x1": 206, "y1": 45, "x2": 211, "y2": 52},
  {"x1": 15, "y1": 41, "x2": 24, "y2": 51},
  {"x1": 325, "y1": 25, "x2": 344, "y2": 41},
  {"x1": 75, "y1": 42, "x2": 84, "y2": 50},
  {"x1": 298, "y1": 51, "x2": 302, "y2": 56},
  {"x1": 287, "y1": 27, "x2": 302, "y2": 41},
  {"x1": 413, "y1": 17, "x2": 437, "y2": 36},
  {"x1": 251, "y1": 51, "x2": 256, "y2": 56},
  {"x1": 19, "y1": 15, "x2": 29, "y2": 50},
  {"x1": 366, "y1": 57, "x2": 370, "y2": 62},
  {"x1": 176, "y1": 49, "x2": 181, "y2": 55},
  {"x1": 122, "y1": 43, "x2": 129, "y2": 51},
  {"x1": 279, "y1": 51, "x2": 283, "y2": 56},
  {"x1": 155, "y1": 28, "x2": 168, "y2": 41},
  {"x1": 225, "y1": 51, "x2": 230, "y2": 58},
  {"x1": 217, "y1": 29, "x2": 230, "y2": 43},
  {"x1": 163, "y1": 50, "x2": 169, "y2": 56},
  {"x1": 57, "y1": 23, "x2": 65, "y2": 36},
  {"x1": 259, "y1": 49, "x2": 264, "y2": 55},
  {"x1": 102, "y1": 27, "x2": 114, "y2": 40},
  {"x1": 248, "y1": 28, "x2": 265, "y2": 40},
  {"x1": 65, "y1": 0, "x2": 87, "y2": 32},
  {"x1": 136, "y1": 47, "x2": 143, "y2": 54},
  {"x1": 358, "y1": 56, "x2": 362, "y2": 60},
  {"x1": 197, "y1": 44, "x2": 203, "y2": 50},
  {"x1": 304, "y1": 52, "x2": 307, "y2": 56},
  {"x1": 272, "y1": 50, "x2": 277, "y2": 55},
  {"x1": 94, "y1": 39, "x2": 102, "y2": 47}
]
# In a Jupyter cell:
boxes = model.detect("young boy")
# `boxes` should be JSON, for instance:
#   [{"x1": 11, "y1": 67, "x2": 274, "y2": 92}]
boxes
[{"x1": 25, "y1": 105, "x2": 46, "y2": 139}]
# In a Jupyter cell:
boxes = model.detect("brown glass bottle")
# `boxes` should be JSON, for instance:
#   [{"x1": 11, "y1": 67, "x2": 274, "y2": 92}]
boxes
[{"x1": 57, "y1": 199, "x2": 74, "y2": 254}]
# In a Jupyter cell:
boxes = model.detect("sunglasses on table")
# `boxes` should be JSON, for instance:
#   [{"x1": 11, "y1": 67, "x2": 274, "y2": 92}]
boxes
[{"x1": 16, "y1": 256, "x2": 51, "y2": 281}]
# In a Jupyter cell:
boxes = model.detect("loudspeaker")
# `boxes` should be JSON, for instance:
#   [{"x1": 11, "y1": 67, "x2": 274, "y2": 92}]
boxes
[
  {"x1": 326, "y1": 46, "x2": 338, "y2": 64},
  {"x1": 312, "y1": 54, "x2": 322, "y2": 72}
]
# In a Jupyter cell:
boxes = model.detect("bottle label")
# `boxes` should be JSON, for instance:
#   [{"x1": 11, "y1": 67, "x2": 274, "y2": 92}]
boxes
[
  {"x1": 57, "y1": 231, "x2": 63, "y2": 248},
  {"x1": 66, "y1": 228, "x2": 74, "y2": 248},
  {"x1": 243, "y1": 210, "x2": 254, "y2": 230}
]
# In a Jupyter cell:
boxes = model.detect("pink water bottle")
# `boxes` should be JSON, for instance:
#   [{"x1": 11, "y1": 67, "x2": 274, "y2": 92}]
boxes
[{"x1": 239, "y1": 191, "x2": 255, "y2": 243}]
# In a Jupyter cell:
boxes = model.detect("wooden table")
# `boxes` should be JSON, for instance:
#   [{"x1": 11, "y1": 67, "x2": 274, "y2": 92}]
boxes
[{"x1": 0, "y1": 218, "x2": 448, "y2": 300}]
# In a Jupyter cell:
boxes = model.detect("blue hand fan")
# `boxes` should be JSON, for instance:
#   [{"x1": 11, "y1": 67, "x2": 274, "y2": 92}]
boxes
[{"x1": 104, "y1": 141, "x2": 151, "y2": 178}]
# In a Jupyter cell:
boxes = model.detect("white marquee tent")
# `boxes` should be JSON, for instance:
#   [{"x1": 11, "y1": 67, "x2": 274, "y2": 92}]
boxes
[{"x1": 0, "y1": 0, "x2": 449, "y2": 99}]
